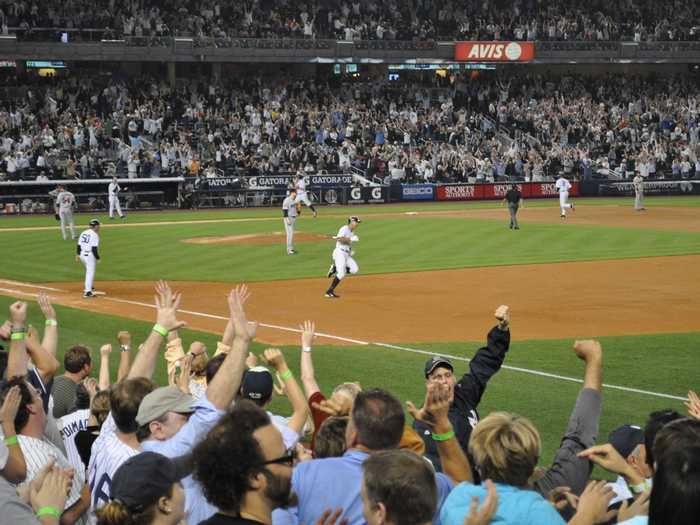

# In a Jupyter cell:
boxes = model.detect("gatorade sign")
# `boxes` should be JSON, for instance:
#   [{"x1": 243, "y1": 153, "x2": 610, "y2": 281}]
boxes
[{"x1": 455, "y1": 41, "x2": 535, "y2": 62}]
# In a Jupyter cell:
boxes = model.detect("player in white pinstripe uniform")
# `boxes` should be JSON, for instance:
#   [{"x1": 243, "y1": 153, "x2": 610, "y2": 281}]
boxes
[{"x1": 57, "y1": 380, "x2": 94, "y2": 474}]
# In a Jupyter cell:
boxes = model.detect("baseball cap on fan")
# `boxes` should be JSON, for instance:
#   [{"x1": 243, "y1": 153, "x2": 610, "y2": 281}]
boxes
[
  {"x1": 110, "y1": 452, "x2": 190, "y2": 513},
  {"x1": 424, "y1": 356, "x2": 454, "y2": 378},
  {"x1": 608, "y1": 424, "x2": 644, "y2": 459},
  {"x1": 136, "y1": 385, "x2": 195, "y2": 426},
  {"x1": 242, "y1": 366, "x2": 274, "y2": 405}
]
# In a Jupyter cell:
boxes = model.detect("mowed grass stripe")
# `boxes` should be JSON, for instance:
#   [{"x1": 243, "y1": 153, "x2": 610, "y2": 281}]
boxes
[{"x1": 0, "y1": 295, "x2": 692, "y2": 472}]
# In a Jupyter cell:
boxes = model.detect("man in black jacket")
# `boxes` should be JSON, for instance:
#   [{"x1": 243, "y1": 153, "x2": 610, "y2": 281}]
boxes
[{"x1": 413, "y1": 305, "x2": 510, "y2": 473}]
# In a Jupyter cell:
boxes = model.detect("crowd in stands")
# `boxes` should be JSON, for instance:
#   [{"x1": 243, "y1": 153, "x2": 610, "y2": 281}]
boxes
[
  {"x1": 1, "y1": 284, "x2": 699, "y2": 525},
  {"x1": 2, "y1": 71, "x2": 699, "y2": 185},
  {"x1": 1, "y1": 0, "x2": 699, "y2": 42}
]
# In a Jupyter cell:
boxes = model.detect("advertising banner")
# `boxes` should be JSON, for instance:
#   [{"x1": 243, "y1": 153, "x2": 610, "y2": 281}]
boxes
[
  {"x1": 455, "y1": 41, "x2": 535, "y2": 62},
  {"x1": 247, "y1": 175, "x2": 292, "y2": 189},
  {"x1": 197, "y1": 176, "x2": 243, "y2": 191},
  {"x1": 348, "y1": 186, "x2": 389, "y2": 204},
  {"x1": 247, "y1": 174, "x2": 355, "y2": 189},
  {"x1": 436, "y1": 182, "x2": 579, "y2": 201},
  {"x1": 401, "y1": 184, "x2": 435, "y2": 201},
  {"x1": 598, "y1": 180, "x2": 699, "y2": 196}
]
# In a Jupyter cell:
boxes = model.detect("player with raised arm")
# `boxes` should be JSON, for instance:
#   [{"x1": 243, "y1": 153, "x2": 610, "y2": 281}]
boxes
[
  {"x1": 325, "y1": 216, "x2": 361, "y2": 299},
  {"x1": 107, "y1": 176, "x2": 126, "y2": 220}
]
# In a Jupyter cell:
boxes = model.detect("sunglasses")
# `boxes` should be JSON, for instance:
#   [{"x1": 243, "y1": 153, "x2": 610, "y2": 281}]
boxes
[{"x1": 258, "y1": 447, "x2": 297, "y2": 467}]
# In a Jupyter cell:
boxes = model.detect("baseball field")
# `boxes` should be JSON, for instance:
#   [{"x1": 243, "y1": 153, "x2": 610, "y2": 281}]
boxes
[{"x1": 1, "y1": 196, "x2": 699, "y2": 468}]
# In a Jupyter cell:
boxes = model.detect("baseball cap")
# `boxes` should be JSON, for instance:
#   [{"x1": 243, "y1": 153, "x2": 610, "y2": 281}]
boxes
[
  {"x1": 242, "y1": 366, "x2": 274, "y2": 405},
  {"x1": 89, "y1": 219, "x2": 101, "y2": 227},
  {"x1": 609, "y1": 424, "x2": 644, "y2": 459},
  {"x1": 136, "y1": 385, "x2": 195, "y2": 426},
  {"x1": 424, "y1": 356, "x2": 454, "y2": 378},
  {"x1": 111, "y1": 452, "x2": 190, "y2": 512},
  {"x1": 349, "y1": 216, "x2": 362, "y2": 223}
]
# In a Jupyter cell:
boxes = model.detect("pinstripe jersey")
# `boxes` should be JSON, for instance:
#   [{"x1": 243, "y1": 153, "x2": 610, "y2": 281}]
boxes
[
  {"x1": 86, "y1": 413, "x2": 141, "y2": 514},
  {"x1": 58, "y1": 409, "x2": 90, "y2": 473},
  {"x1": 16, "y1": 434, "x2": 85, "y2": 510}
]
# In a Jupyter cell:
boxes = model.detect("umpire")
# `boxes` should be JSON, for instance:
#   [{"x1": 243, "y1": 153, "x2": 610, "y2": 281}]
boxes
[{"x1": 504, "y1": 184, "x2": 523, "y2": 229}]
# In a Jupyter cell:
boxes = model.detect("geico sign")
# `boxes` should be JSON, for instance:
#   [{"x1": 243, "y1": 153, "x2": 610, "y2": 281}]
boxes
[{"x1": 455, "y1": 41, "x2": 535, "y2": 62}]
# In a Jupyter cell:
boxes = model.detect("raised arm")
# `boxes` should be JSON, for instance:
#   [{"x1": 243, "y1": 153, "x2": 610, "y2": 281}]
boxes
[
  {"x1": 264, "y1": 348, "x2": 308, "y2": 434},
  {"x1": 0, "y1": 385, "x2": 27, "y2": 483},
  {"x1": 98, "y1": 344, "x2": 112, "y2": 391},
  {"x1": 37, "y1": 293, "x2": 58, "y2": 358},
  {"x1": 128, "y1": 281, "x2": 186, "y2": 380},
  {"x1": 299, "y1": 320, "x2": 321, "y2": 399},
  {"x1": 407, "y1": 382, "x2": 472, "y2": 483},
  {"x1": 116, "y1": 331, "x2": 131, "y2": 382},
  {"x1": 6, "y1": 302, "x2": 29, "y2": 378},
  {"x1": 453, "y1": 306, "x2": 510, "y2": 409},
  {"x1": 205, "y1": 285, "x2": 257, "y2": 410},
  {"x1": 25, "y1": 326, "x2": 60, "y2": 385}
]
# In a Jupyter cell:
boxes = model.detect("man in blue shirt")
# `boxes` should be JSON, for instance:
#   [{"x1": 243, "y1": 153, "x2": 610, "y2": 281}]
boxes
[{"x1": 290, "y1": 388, "x2": 468, "y2": 525}]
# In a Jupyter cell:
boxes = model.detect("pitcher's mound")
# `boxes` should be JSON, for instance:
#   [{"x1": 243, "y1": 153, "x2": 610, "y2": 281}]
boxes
[{"x1": 183, "y1": 232, "x2": 329, "y2": 246}]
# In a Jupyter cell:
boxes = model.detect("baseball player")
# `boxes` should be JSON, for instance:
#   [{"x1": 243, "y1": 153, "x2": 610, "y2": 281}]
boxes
[
  {"x1": 503, "y1": 184, "x2": 523, "y2": 230},
  {"x1": 633, "y1": 173, "x2": 645, "y2": 211},
  {"x1": 55, "y1": 184, "x2": 77, "y2": 240},
  {"x1": 325, "y1": 216, "x2": 361, "y2": 298},
  {"x1": 282, "y1": 188, "x2": 298, "y2": 255},
  {"x1": 76, "y1": 219, "x2": 101, "y2": 298},
  {"x1": 294, "y1": 174, "x2": 318, "y2": 218},
  {"x1": 555, "y1": 173, "x2": 575, "y2": 218},
  {"x1": 108, "y1": 176, "x2": 126, "y2": 219}
]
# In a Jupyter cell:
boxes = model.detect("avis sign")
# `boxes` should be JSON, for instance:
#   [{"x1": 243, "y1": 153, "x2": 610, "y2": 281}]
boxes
[{"x1": 455, "y1": 41, "x2": 535, "y2": 62}]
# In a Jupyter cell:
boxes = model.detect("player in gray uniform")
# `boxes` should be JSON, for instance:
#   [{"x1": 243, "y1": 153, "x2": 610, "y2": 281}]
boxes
[
  {"x1": 632, "y1": 173, "x2": 645, "y2": 211},
  {"x1": 282, "y1": 188, "x2": 298, "y2": 254},
  {"x1": 55, "y1": 184, "x2": 77, "y2": 240}
]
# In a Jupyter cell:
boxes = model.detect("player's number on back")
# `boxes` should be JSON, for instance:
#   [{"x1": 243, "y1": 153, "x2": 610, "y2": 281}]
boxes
[
  {"x1": 90, "y1": 472, "x2": 112, "y2": 507},
  {"x1": 80, "y1": 234, "x2": 90, "y2": 243}
]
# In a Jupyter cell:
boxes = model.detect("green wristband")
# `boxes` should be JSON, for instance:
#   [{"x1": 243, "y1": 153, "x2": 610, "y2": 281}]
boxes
[
  {"x1": 45, "y1": 319, "x2": 58, "y2": 327},
  {"x1": 431, "y1": 430, "x2": 456, "y2": 442},
  {"x1": 4, "y1": 435, "x2": 18, "y2": 446},
  {"x1": 10, "y1": 332, "x2": 26, "y2": 341},
  {"x1": 280, "y1": 369, "x2": 293, "y2": 381},
  {"x1": 152, "y1": 324, "x2": 169, "y2": 337},
  {"x1": 36, "y1": 506, "x2": 61, "y2": 519}
]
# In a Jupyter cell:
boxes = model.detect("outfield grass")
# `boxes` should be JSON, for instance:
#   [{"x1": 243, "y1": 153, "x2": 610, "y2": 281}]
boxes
[
  {"x1": 1, "y1": 206, "x2": 700, "y2": 284},
  {"x1": 0, "y1": 295, "x2": 693, "y2": 473},
  {"x1": 1, "y1": 196, "x2": 700, "y2": 229}
]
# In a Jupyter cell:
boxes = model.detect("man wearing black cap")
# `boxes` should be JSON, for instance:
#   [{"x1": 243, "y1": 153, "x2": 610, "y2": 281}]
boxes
[
  {"x1": 503, "y1": 184, "x2": 523, "y2": 229},
  {"x1": 325, "y1": 216, "x2": 361, "y2": 298},
  {"x1": 412, "y1": 305, "x2": 511, "y2": 472},
  {"x1": 76, "y1": 219, "x2": 101, "y2": 298},
  {"x1": 605, "y1": 424, "x2": 652, "y2": 507}
]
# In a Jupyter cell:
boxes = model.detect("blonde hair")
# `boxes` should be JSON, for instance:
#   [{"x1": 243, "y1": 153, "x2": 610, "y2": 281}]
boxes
[
  {"x1": 190, "y1": 352, "x2": 210, "y2": 377},
  {"x1": 331, "y1": 382, "x2": 361, "y2": 401},
  {"x1": 96, "y1": 500, "x2": 156, "y2": 525},
  {"x1": 468, "y1": 412, "x2": 541, "y2": 487},
  {"x1": 91, "y1": 390, "x2": 111, "y2": 426}
]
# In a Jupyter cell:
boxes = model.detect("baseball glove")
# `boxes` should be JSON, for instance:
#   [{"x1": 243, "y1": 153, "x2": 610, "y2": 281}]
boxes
[
  {"x1": 54, "y1": 213, "x2": 60, "y2": 221},
  {"x1": 296, "y1": 203, "x2": 302, "y2": 214}
]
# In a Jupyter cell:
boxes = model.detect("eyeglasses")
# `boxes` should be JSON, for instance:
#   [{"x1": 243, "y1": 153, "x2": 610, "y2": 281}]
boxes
[{"x1": 258, "y1": 447, "x2": 297, "y2": 467}]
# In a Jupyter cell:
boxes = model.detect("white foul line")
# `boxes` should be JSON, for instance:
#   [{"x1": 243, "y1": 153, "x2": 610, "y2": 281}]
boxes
[
  {"x1": 0, "y1": 286, "x2": 686, "y2": 401},
  {"x1": 0, "y1": 280, "x2": 64, "y2": 292}
]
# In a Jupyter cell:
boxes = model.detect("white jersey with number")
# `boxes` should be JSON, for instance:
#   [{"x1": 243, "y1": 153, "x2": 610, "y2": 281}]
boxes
[
  {"x1": 56, "y1": 191, "x2": 76, "y2": 211},
  {"x1": 108, "y1": 182, "x2": 120, "y2": 197},
  {"x1": 555, "y1": 177, "x2": 572, "y2": 193},
  {"x1": 335, "y1": 225, "x2": 353, "y2": 252},
  {"x1": 295, "y1": 178, "x2": 307, "y2": 195},
  {"x1": 78, "y1": 229, "x2": 99, "y2": 255},
  {"x1": 87, "y1": 413, "x2": 140, "y2": 513},
  {"x1": 58, "y1": 408, "x2": 90, "y2": 472}
]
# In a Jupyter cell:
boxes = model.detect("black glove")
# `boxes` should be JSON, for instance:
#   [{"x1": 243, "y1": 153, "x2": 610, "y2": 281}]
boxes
[{"x1": 54, "y1": 213, "x2": 60, "y2": 221}]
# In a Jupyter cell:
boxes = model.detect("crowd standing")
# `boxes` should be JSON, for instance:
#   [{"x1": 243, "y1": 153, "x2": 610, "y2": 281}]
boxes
[
  {"x1": 2, "y1": 71, "x2": 699, "y2": 186},
  {"x1": 1, "y1": 284, "x2": 699, "y2": 525}
]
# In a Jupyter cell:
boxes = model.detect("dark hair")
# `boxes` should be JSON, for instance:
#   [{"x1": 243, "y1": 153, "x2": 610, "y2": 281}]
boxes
[
  {"x1": 314, "y1": 417, "x2": 348, "y2": 459},
  {"x1": 64, "y1": 345, "x2": 92, "y2": 373},
  {"x1": 0, "y1": 376, "x2": 34, "y2": 432},
  {"x1": 193, "y1": 401, "x2": 270, "y2": 513},
  {"x1": 75, "y1": 382, "x2": 91, "y2": 410},
  {"x1": 652, "y1": 418, "x2": 700, "y2": 473},
  {"x1": 352, "y1": 389, "x2": 404, "y2": 451},
  {"x1": 363, "y1": 449, "x2": 437, "y2": 525},
  {"x1": 644, "y1": 410, "x2": 684, "y2": 469},
  {"x1": 110, "y1": 378, "x2": 155, "y2": 434},
  {"x1": 649, "y1": 443, "x2": 700, "y2": 525},
  {"x1": 206, "y1": 354, "x2": 226, "y2": 384}
]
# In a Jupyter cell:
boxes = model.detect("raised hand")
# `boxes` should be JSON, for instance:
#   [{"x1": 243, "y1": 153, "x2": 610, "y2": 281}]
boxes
[
  {"x1": 154, "y1": 280, "x2": 186, "y2": 332},
  {"x1": 262, "y1": 348, "x2": 287, "y2": 371},
  {"x1": 0, "y1": 320, "x2": 10, "y2": 340},
  {"x1": 178, "y1": 354, "x2": 193, "y2": 394},
  {"x1": 406, "y1": 382, "x2": 451, "y2": 428},
  {"x1": 578, "y1": 444, "x2": 633, "y2": 477},
  {"x1": 300, "y1": 320, "x2": 316, "y2": 349},
  {"x1": 311, "y1": 397, "x2": 350, "y2": 417},
  {"x1": 227, "y1": 285, "x2": 256, "y2": 341},
  {"x1": 0, "y1": 385, "x2": 21, "y2": 426},
  {"x1": 117, "y1": 330, "x2": 132, "y2": 347},
  {"x1": 573, "y1": 340, "x2": 603, "y2": 362},
  {"x1": 9, "y1": 301, "x2": 28, "y2": 327},
  {"x1": 494, "y1": 305, "x2": 510, "y2": 330},
  {"x1": 37, "y1": 293, "x2": 56, "y2": 321},
  {"x1": 464, "y1": 479, "x2": 499, "y2": 525},
  {"x1": 100, "y1": 344, "x2": 112, "y2": 358},
  {"x1": 685, "y1": 390, "x2": 700, "y2": 421}
]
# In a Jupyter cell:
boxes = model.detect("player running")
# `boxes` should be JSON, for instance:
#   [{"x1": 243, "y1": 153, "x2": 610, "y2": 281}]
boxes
[
  {"x1": 294, "y1": 174, "x2": 318, "y2": 218},
  {"x1": 555, "y1": 174, "x2": 575, "y2": 218},
  {"x1": 55, "y1": 184, "x2": 77, "y2": 240},
  {"x1": 76, "y1": 219, "x2": 101, "y2": 298},
  {"x1": 325, "y1": 216, "x2": 361, "y2": 298}
]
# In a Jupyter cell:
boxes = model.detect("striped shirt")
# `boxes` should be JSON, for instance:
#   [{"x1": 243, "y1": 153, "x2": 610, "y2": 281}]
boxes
[
  {"x1": 58, "y1": 408, "x2": 91, "y2": 473},
  {"x1": 16, "y1": 434, "x2": 85, "y2": 510},
  {"x1": 87, "y1": 413, "x2": 141, "y2": 514},
  {"x1": 51, "y1": 376, "x2": 79, "y2": 419}
]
